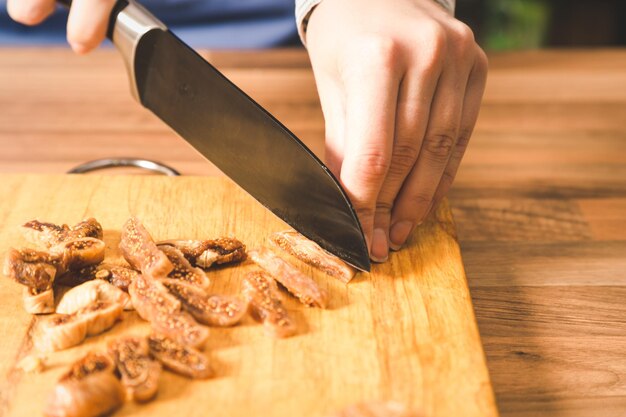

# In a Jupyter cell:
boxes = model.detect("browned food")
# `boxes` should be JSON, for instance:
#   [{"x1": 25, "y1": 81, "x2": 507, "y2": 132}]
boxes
[
  {"x1": 36, "y1": 313, "x2": 88, "y2": 352},
  {"x1": 108, "y1": 337, "x2": 161, "y2": 402},
  {"x1": 3, "y1": 247, "x2": 58, "y2": 293},
  {"x1": 328, "y1": 401, "x2": 423, "y2": 417},
  {"x1": 51, "y1": 238, "x2": 106, "y2": 272},
  {"x1": 76, "y1": 301, "x2": 124, "y2": 336},
  {"x1": 158, "y1": 237, "x2": 247, "y2": 268},
  {"x1": 96, "y1": 264, "x2": 139, "y2": 292},
  {"x1": 161, "y1": 278, "x2": 247, "y2": 327},
  {"x1": 120, "y1": 217, "x2": 173, "y2": 278},
  {"x1": 129, "y1": 274, "x2": 208, "y2": 347},
  {"x1": 249, "y1": 248, "x2": 328, "y2": 308},
  {"x1": 147, "y1": 333, "x2": 213, "y2": 379},
  {"x1": 44, "y1": 352, "x2": 124, "y2": 417},
  {"x1": 59, "y1": 263, "x2": 139, "y2": 292},
  {"x1": 22, "y1": 287, "x2": 55, "y2": 314},
  {"x1": 158, "y1": 245, "x2": 211, "y2": 289},
  {"x1": 270, "y1": 230, "x2": 357, "y2": 283},
  {"x1": 22, "y1": 218, "x2": 103, "y2": 249},
  {"x1": 242, "y1": 270, "x2": 297, "y2": 338},
  {"x1": 57, "y1": 280, "x2": 132, "y2": 314}
]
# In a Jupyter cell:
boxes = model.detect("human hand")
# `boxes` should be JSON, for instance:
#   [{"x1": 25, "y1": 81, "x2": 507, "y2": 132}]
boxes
[
  {"x1": 7, "y1": 0, "x2": 114, "y2": 53},
  {"x1": 306, "y1": 0, "x2": 487, "y2": 262}
]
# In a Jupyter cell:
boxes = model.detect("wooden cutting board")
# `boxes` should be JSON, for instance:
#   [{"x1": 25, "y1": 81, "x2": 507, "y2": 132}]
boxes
[{"x1": 0, "y1": 175, "x2": 497, "y2": 417}]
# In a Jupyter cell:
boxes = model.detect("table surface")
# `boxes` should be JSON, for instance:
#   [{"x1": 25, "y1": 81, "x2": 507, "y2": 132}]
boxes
[{"x1": 1, "y1": 47, "x2": 625, "y2": 417}]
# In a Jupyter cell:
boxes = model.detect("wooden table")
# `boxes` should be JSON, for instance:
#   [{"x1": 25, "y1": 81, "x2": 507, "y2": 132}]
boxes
[{"x1": 0, "y1": 48, "x2": 625, "y2": 417}]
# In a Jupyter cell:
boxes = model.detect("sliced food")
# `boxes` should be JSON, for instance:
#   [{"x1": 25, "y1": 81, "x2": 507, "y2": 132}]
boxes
[
  {"x1": 270, "y1": 230, "x2": 357, "y2": 283},
  {"x1": 161, "y1": 278, "x2": 247, "y2": 327},
  {"x1": 158, "y1": 237, "x2": 246, "y2": 269},
  {"x1": 108, "y1": 336, "x2": 161, "y2": 402},
  {"x1": 147, "y1": 333, "x2": 213, "y2": 379},
  {"x1": 249, "y1": 248, "x2": 327, "y2": 308},
  {"x1": 242, "y1": 270, "x2": 297, "y2": 338},
  {"x1": 120, "y1": 217, "x2": 173, "y2": 278}
]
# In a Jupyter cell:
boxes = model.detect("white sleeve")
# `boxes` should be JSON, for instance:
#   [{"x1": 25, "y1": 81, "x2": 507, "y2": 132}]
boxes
[{"x1": 295, "y1": 0, "x2": 457, "y2": 45}]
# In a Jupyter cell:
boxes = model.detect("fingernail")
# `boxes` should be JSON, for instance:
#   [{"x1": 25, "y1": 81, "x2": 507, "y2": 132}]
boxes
[
  {"x1": 370, "y1": 228, "x2": 388, "y2": 262},
  {"x1": 389, "y1": 221, "x2": 413, "y2": 250}
]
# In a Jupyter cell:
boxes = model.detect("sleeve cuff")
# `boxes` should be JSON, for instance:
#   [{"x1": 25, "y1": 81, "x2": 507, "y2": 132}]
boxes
[{"x1": 295, "y1": 0, "x2": 456, "y2": 47}]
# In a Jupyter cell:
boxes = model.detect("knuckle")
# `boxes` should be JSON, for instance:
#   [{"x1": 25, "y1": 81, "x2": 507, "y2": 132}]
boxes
[
  {"x1": 389, "y1": 143, "x2": 419, "y2": 174},
  {"x1": 375, "y1": 201, "x2": 393, "y2": 215},
  {"x1": 451, "y1": 21, "x2": 475, "y2": 45},
  {"x1": 355, "y1": 205, "x2": 376, "y2": 223},
  {"x1": 356, "y1": 151, "x2": 391, "y2": 179},
  {"x1": 423, "y1": 131, "x2": 456, "y2": 163},
  {"x1": 354, "y1": 34, "x2": 401, "y2": 72},
  {"x1": 455, "y1": 128, "x2": 472, "y2": 151}
]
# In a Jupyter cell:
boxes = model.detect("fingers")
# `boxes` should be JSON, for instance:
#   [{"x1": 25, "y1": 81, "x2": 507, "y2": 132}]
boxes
[
  {"x1": 371, "y1": 65, "x2": 440, "y2": 260},
  {"x1": 7, "y1": 0, "x2": 56, "y2": 25},
  {"x1": 427, "y1": 49, "x2": 488, "y2": 218},
  {"x1": 66, "y1": 0, "x2": 116, "y2": 54},
  {"x1": 338, "y1": 38, "x2": 401, "y2": 260},
  {"x1": 389, "y1": 29, "x2": 476, "y2": 249}
]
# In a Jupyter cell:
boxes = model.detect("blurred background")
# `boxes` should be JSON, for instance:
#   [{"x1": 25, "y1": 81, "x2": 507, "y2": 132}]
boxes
[{"x1": 0, "y1": 0, "x2": 625, "y2": 49}]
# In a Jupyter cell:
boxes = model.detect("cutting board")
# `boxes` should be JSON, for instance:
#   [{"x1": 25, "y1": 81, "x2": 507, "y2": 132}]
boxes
[{"x1": 0, "y1": 175, "x2": 497, "y2": 417}]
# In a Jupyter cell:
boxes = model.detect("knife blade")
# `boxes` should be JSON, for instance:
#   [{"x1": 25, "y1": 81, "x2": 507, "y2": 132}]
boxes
[{"x1": 58, "y1": 0, "x2": 371, "y2": 271}]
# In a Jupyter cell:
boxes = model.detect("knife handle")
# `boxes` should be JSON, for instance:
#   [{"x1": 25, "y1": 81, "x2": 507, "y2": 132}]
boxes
[
  {"x1": 56, "y1": 0, "x2": 166, "y2": 102},
  {"x1": 56, "y1": 0, "x2": 129, "y2": 40}
]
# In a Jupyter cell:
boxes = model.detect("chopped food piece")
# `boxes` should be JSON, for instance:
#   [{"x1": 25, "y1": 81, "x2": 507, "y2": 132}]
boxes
[
  {"x1": 129, "y1": 274, "x2": 208, "y2": 347},
  {"x1": 37, "y1": 301, "x2": 122, "y2": 351},
  {"x1": 3, "y1": 248, "x2": 57, "y2": 293},
  {"x1": 249, "y1": 248, "x2": 327, "y2": 308},
  {"x1": 59, "y1": 263, "x2": 139, "y2": 292},
  {"x1": 242, "y1": 271, "x2": 297, "y2": 338},
  {"x1": 22, "y1": 218, "x2": 103, "y2": 249},
  {"x1": 158, "y1": 237, "x2": 246, "y2": 268},
  {"x1": 76, "y1": 301, "x2": 123, "y2": 336},
  {"x1": 36, "y1": 313, "x2": 88, "y2": 352},
  {"x1": 57, "y1": 280, "x2": 132, "y2": 314},
  {"x1": 17, "y1": 354, "x2": 47, "y2": 373},
  {"x1": 328, "y1": 401, "x2": 423, "y2": 417},
  {"x1": 147, "y1": 333, "x2": 213, "y2": 379},
  {"x1": 22, "y1": 287, "x2": 55, "y2": 314},
  {"x1": 129, "y1": 273, "x2": 180, "y2": 316},
  {"x1": 51, "y1": 238, "x2": 106, "y2": 272},
  {"x1": 44, "y1": 352, "x2": 124, "y2": 417},
  {"x1": 270, "y1": 230, "x2": 357, "y2": 283},
  {"x1": 120, "y1": 217, "x2": 173, "y2": 278},
  {"x1": 158, "y1": 245, "x2": 210, "y2": 289},
  {"x1": 108, "y1": 336, "x2": 161, "y2": 402},
  {"x1": 161, "y1": 278, "x2": 247, "y2": 327},
  {"x1": 96, "y1": 264, "x2": 139, "y2": 292}
]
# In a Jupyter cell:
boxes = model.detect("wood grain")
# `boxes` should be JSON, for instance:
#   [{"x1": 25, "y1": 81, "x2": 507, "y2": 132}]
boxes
[
  {"x1": 0, "y1": 175, "x2": 497, "y2": 417},
  {"x1": 0, "y1": 47, "x2": 625, "y2": 417}
]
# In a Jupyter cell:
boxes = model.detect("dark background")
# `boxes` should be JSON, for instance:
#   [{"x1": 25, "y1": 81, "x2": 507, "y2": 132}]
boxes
[{"x1": 457, "y1": 0, "x2": 626, "y2": 50}]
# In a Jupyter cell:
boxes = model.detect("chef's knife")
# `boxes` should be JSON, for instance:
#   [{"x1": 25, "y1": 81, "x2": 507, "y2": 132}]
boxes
[{"x1": 56, "y1": 0, "x2": 371, "y2": 272}]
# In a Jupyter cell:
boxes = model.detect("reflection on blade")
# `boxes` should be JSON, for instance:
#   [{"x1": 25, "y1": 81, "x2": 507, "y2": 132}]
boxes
[{"x1": 132, "y1": 29, "x2": 370, "y2": 271}]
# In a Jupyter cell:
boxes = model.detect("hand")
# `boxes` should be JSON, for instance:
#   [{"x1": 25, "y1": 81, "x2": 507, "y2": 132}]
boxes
[
  {"x1": 8, "y1": 0, "x2": 114, "y2": 53},
  {"x1": 306, "y1": 0, "x2": 487, "y2": 262}
]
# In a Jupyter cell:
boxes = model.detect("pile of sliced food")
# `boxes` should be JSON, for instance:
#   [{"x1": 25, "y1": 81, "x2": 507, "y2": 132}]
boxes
[{"x1": 2, "y1": 216, "x2": 356, "y2": 417}]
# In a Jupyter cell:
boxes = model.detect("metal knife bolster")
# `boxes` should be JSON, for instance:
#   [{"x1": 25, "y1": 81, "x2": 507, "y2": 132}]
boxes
[{"x1": 110, "y1": 0, "x2": 166, "y2": 101}]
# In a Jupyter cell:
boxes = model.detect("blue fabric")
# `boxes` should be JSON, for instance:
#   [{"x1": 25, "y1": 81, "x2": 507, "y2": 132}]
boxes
[{"x1": 0, "y1": 0, "x2": 300, "y2": 48}]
